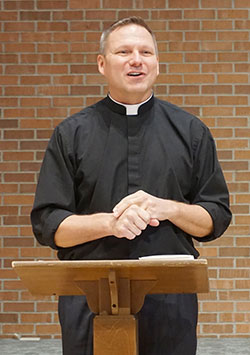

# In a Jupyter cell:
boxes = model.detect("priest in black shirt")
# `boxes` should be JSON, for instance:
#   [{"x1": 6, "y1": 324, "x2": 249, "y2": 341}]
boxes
[{"x1": 31, "y1": 17, "x2": 231, "y2": 355}]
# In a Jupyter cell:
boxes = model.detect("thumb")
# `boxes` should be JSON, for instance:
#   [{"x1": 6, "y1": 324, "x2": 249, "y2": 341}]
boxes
[{"x1": 149, "y1": 218, "x2": 160, "y2": 227}]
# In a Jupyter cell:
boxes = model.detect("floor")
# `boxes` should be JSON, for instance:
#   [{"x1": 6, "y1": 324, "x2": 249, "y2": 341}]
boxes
[{"x1": 0, "y1": 338, "x2": 250, "y2": 354}]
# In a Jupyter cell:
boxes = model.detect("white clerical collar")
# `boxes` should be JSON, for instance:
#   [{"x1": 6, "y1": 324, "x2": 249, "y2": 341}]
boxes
[{"x1": 108, "y1": 93, "x2": 153, "y2": 115}]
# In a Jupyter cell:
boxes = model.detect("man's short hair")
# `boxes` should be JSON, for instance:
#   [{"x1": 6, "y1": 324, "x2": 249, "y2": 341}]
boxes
[{"x1": 99, "y1": 16, "x2": 158, "y2": 55}]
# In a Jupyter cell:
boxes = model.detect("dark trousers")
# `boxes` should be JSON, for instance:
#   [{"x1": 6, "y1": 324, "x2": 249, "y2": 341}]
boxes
[{"x1": 58, "y1": 293, "x2": 198, "y2": 355}]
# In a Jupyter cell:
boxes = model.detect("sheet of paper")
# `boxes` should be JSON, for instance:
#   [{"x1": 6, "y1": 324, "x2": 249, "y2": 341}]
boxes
[{"x1": 139, "y1": 254, "x2": 194, "y2": 260}]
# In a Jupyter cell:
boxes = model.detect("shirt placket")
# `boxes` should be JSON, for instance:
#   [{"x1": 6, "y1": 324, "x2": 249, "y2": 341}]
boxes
[{"x1": 127, "y1": 115, "x2": 141, "y2": 194}]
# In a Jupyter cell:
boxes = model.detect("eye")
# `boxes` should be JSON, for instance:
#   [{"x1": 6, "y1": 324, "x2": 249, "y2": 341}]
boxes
[
  {"x1": 142, "y1": 50, "x2": 153, "y2": 56},
  {"x1": 116, "y1": 49, "x2": 129, "y2": 55}
]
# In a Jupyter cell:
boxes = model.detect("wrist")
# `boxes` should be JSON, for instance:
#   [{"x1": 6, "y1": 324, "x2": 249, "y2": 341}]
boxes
[{"x1": 102, "y1": 212, "x2": 116, "y2": 237}]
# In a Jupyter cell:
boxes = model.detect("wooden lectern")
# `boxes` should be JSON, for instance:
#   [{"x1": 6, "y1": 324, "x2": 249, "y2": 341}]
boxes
[{"x1": 12, "y1": 258, "x2": 209, "y2": 355}]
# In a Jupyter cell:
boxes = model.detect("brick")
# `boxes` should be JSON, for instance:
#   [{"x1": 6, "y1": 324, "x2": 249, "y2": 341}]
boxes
[
  {"x1": 70, "y1": 0, "x2": 101, "y2": 9},
  {"x1": 202, "y1": 85, "x2": 232, "y2": 94},
  {"x1": 37, "y1": 1, "x2": 67, "y2": 9},
  {"x1": 37, "y1": 65, "x2": 68, "y2": 74},
  {"x1": 219, "y1": 247, "x2": 250, "y2": 257},
  {"x1": 3, "y1": 152, "x2": 34, "y2": 161},
  {"x1": 169, "y1": 64, "x2": 199, "y2": 73},
  {"x1": 235, "y1": 64, "x2": 250, "y2": 72},
  {"x1": 4, "y1": 108, "x2": 35, "y2": 118},
  {"x1": 53, "y1": 10, "x2": 84, "y2": 20},
  {"x1": 21, "y1": 32, "x2": 52, "y2": 42},
  {"x1": 5, "y1": 43, "x2": 35, "y2": 53},
  {"x1": 5, "y1": 86, "x2": 35, "y2": 96},
  {"x1": 235, "y1": 150, "x2": 250, "y2": 160},
  {"x1": 0, "y1": 11, "x2": 18, "y2": 21},
  {"x1": 159, "y1": 53, "x2": 183, "y2": 63},
  {"x1": 218, "y1": 52, "x2": 248, "y2": 62},
  {"x1": 217, "y1": 118, "x2": 247, "y2": 127},
  {"x1": 169, "y1": 42, "x2": 199, "y2": 51},
  {"x1": 235, "y1": 85, "x2": 250, "y2": 94},
  {"x1": 21, "y1": 313, "x2": 52, "y2": 323},
  {"x1": 235, "y1": 128, "x2": 250, "y2": 137},
  {"x1": 20, "y1": 76, "x2": 51, "y2": 85},
  {"x1": 218, "y1": 74, "x2": 248, "y2": 84},
  {"x1": 36, "y1": 324, "x2": 61, "y2": 334},
  {"x1": 202, "y1": 302, "x2": 234, "y2": 312},
  {"x1": 185, "y1": 31, "x2": 216, "y2": 41},
  {"x1": 169, "y1": 0, "x2": 199, "y2": 7},
  {"x1": 3, "y1": 1, "x2": 34, "y2": 10},
  {"x1": 236, "y1": 107, "x2": 250, "y2": 116},
  {"x1": 201, "y1": 42, "x2": 232, "y2": 51},
  {"x1": 4, "y1": 194, "x2": 34, "y2": 205},
  {"x1": 21, "y1": 98, "x2": 51, "y2": 107},
  {"x1": 152, "y1": 10, "x2": 182, "y2": 19},
  {"x1": 203, "y1": 324, "x2": 233, "y2": 334},
  {"x1": 210, "y1": 128, "x2": 232, "y2": 138},
  {"x1": 37, "y1": 22, "x2": 68, "y2": 32},
  {"x1": 201, "y1": 0, "x2": 232, "y2": 8},
  {"x1": 135, "y1": 0, "x2": 166, "y2": 8},
  {"x1": 70, "y1": 86, "x2": 100, "y2": 95},
  {"x1": 20, "y1": 11, "x2": 51, "y2": 20},
  {"x1": 220, "y1": 161, "x2": 248, "y2": 171},
  {"x1": 70, "y1": 21, "x2": 101, "y2": 31},
  {"x1": 53, "y1": 53, "x2": 84, "y2": 63},
  {"x1": 2, "y1": 324, "x2": 35, "y2": 334},
  {"x1": 5, "y1": 65, "x2": 35, "y2": 74},
  {"x1": 169, "y1": 20, "x2": 200, "y2": 30},
  {"x1": 0, "y1": 54, "x2": 18, "y2": 63},
  {"x1": 185, "y1": 53, "x2": 216, "y2": 62},
  {"x1": 37, "y1": 302, "x2": 58, "y2": 312},
  {"x1": 184, "y1": 74, "x2": 215, "y2": 84},
  {"x1": 235, "y1": 0, "x2": 250, "y2": 6},
  {"x1": 184, "y1": 10, "x2": 215, "y2": 19},
  {"x1": 4, "y1": 22, "x2": 35, "y2": 32},
  {"x1": 0, "y1": 182, "x2": 18, "y2": 191},
  {"x1": 236, "y1": 324, "x2": 250, "y2": 334},
  {"x1": 202, "y1": 20, "x2": 233, "y2": 30},
  {"x1": 0, "y1": 292, "x2": 19, "y2": 301},
  {"x1": 169, "y1": 85, "x2": 199, "y2": 94},
  {"x1": 218, "y1": 10, "x2": 248, "y2": 19},
  {"x1": 0, "y1": 76, "x2": 18, "y2": 85},
  {"x1": 37, "y1": 86, "x2": 68, "y2": 96},
  {"x1": 185, "y1": 96, "x2": 215, "y2": 105},
  {"x1": 217, "y1": 96, "x2": 248, "y2": 105},
  {"x1": 235, "y1": 42, "x2": 250, "y2": 51},
  {"x1": 53, "y1": 97, "x2": 83, "y2": 107},
  {"x1": 21, "y1": 54, "x2": 52, "y2": 63},
  {"x1": 218, "y1": 31, "x2": 249, "y2": 41}
]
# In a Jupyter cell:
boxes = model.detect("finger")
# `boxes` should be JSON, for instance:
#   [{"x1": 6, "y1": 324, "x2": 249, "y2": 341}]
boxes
[
  {"x1": 113, "y1": 197, "x2": 139, "y2": 218},
  {"x1": 149, "y1": 218, "x2": 160, "y2": 227},
  {"x1": 113, "y1": 192, "x2": 146, "y2": 218}
]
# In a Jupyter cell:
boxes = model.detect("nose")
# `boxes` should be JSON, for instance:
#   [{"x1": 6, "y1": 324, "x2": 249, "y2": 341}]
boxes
[{"x1": 129, "y1": 50, "x2": 142, "y2": 66}]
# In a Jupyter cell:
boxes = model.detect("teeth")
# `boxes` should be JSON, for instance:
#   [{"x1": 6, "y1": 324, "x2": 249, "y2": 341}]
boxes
[{"x1": 128, "y1": 73, "x2": 141, "y2": 76}]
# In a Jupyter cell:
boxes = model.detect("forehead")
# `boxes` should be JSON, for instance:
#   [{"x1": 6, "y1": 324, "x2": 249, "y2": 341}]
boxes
[{"x1": 106, "y1": 24, "x2": 155, "y2": 49}]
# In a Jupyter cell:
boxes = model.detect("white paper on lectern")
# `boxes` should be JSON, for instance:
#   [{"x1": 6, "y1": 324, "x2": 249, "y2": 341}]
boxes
[{"x1": 139, "y1": 255, "x2": 194, "y2": 261}]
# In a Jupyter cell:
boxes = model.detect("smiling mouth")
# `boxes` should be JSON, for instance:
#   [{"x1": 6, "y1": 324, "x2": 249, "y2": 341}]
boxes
[{"x1": 127, "y1": 72, "x2": 144, "y2": 77}]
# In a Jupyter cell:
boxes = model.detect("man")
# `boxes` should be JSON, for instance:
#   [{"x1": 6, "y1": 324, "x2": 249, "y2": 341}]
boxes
[{"x1": 31, "y1": 17, "x2": 231, "y2": 355}]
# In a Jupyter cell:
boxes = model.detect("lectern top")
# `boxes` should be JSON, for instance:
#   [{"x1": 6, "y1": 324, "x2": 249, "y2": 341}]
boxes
[{"x1": 12, "y1": 258, "x2": 209, "y2": 297}]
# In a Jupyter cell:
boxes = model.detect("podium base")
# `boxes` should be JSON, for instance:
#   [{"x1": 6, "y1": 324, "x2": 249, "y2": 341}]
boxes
[{"x1": 94, "y1": 315, "x2": 138, "y2": 355}]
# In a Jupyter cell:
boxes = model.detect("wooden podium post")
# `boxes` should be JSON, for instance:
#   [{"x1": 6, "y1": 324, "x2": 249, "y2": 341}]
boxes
[{"x1": 12, "y1": 258, "x2": 209, "y2": 355}]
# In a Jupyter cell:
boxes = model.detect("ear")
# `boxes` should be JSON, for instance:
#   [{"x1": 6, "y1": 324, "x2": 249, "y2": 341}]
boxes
[
  {"x1": 156, "y1": 56, "x2": 159, "y2": 76},
  {"x1": 97, "y1": 54, "x2": 105, "y2": 76}
]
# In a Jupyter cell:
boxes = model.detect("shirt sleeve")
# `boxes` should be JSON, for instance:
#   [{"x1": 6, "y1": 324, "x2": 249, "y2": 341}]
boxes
[
  {"x1": 190, "y1": 124, "x2": 232, "y2": 242},
  {"x1": 30, "y1": 125, "x2": 76, "y2": 250}
]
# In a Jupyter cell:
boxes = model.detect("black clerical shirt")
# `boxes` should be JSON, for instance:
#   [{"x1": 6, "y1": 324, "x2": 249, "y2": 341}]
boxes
[{"x1": 31, "y1": 95, "x2": 231, "y2": 260}]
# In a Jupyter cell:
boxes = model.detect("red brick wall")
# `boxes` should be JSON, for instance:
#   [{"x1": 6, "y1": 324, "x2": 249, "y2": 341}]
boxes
[{"x1": 1, "y1": 0, "x2": 249, "y2": 339}]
